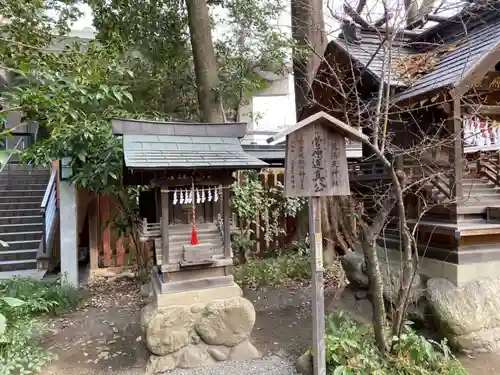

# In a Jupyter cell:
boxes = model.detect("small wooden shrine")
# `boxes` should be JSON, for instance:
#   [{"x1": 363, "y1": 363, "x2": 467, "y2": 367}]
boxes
[{"x1": 111, "y1": 119, "x2": 268, "y2": 296}]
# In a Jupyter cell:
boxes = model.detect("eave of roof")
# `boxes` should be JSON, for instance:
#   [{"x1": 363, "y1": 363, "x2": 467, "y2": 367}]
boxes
[{"x1": 112, "y1": 118, "x2": 248, "y2": 139}]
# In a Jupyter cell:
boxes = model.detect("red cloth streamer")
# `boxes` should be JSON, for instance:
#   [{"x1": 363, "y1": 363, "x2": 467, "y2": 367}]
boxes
[
  {"x1": 190, "y1": 181, "x2": 199, "y2": 245},
  {"x1": 190, "y1": 224, "x2": 199, "y2": 245}
]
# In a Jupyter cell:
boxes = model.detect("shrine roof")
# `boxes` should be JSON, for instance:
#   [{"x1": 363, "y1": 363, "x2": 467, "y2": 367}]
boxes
[
  {"x1": 122, "y1": 134, "x2": 268, "y2": 170},
  {"x1": 328, "y1": 3, "x2": 500, "y2": 102}
]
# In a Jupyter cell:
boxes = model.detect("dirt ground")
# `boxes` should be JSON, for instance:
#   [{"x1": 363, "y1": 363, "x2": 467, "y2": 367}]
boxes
[{"x1": 38, "y1": 277, "x2": 500, "y2": 375}]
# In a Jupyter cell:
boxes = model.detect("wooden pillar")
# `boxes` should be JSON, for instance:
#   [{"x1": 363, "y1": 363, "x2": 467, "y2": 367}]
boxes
[
  {"x1": 161, "y1": 188, "x2": 169, "y2": 265},
  {"x1": 309, "y1": 196, "x2": 326, "y2": 375},
  {"x1": 222, "y1": 185, "x2": 231, "y2": 258},
  {"x1": 155, "y1": 187, "x2": 162, "y2": 223},
  {"x1": 88, "y1": 199, "x2": 99, "y2": 272},
  {"x1": 451, "y1": 95, "x2": 464, "y2": 200},
  {"x1": 101, "y1": 195, "x2": 112, "y2": 267}
]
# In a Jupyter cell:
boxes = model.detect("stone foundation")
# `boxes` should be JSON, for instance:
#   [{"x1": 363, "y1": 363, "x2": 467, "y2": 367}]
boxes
[
  {"x1": 142, "y1": 282, "x2": 260, "y2": 374},
  {"x1": 341, "y1": 249, "x2": 500, "y2": 353}
]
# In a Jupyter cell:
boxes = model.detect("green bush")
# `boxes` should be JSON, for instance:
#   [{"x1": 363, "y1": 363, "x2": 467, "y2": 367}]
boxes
[
  {"x1": 233, "y1": 253, "x2": 311, "y2": 288},
  {"x1": 322, "y1": 312, "x2": 467, "y2": 375},
  {"x1": 0, "y1": 277, "x2": 86, "y2": 374},
  {"x1": 0, "y1": 277, "x2": 86, "y2": 315}
]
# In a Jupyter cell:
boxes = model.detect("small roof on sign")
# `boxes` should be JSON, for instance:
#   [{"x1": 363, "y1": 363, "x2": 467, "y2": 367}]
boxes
[{"x1": 266, "y1": 111, "x2": 368, "y2": 144}]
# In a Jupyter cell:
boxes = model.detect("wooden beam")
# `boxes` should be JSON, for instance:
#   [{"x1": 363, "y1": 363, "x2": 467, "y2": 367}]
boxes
[
  {"x1": 463, "y1": 104, "x2": 500, "y2": 116},
  {"x1": 426, "y1": 14, "x2": 449, "y2": 23},
  {"x1": 161, "y1": 189, "x2": 169, "y2": 266},
  {"x1": 222, "y1": 186, "x2": 231, "y2": 258}
]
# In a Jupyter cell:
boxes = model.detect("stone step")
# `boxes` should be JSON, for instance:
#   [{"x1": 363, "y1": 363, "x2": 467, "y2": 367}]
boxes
[
  {"x1": 0, "y1": 208, "x2": 41, "y2": 218},
  {"x1": 0, "y1": 223, "x2": 43, "y2": 234},
  {"x1": 0, "y1": 183, "x2": 49, "y2": 190},
  {"x1": 0, "y1": 215, "x2": 43, "y2": 225},
  {"x1": 0, "y1": 195, "x2": 44, "y2": 204},
  {"x1": 0, "y1": 189, "x2": 47, "y2": 197},
  {"x1": 4, "y1": 239, "x2": 40, "y2": 251},
  {"x1": 2, "y1": 231, "x2": 43, "y2": 242},
  {"x1": 0, "y1": 249, "x2": 38, "y2": 262},
  {"x1": 0, "y1": 259, "x2": 37, "y2": 272},
  {"x1": 0, "y1": 202, "x2": 41, "y2": 210}
]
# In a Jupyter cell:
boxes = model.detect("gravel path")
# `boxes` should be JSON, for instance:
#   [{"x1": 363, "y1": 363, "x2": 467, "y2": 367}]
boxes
[{"x1": 166, "y1": 356, "x2": 298, "y2": 375}]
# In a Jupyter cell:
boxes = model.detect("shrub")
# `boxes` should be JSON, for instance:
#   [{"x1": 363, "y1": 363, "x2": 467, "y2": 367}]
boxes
[
  {"x1": 0, "y1": 277, "x2": 86, "y2": 315},
  {"x1": 0, "y1": 277, "x2": 86, "y2": 374},
  {"x1": 322, "y1": 312, "x2": 467, "y2": 375},
  {"x1": 233, "y1": 253, "x2": 311, "y2": 288}
]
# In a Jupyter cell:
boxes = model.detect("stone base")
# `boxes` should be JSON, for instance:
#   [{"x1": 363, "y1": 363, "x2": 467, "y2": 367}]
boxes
[
  {"x1": 341, "y1": 249, "x2": 500, "y2": 353},
  {"x1": 143, "y1": 283, "x2": 260, "y2": 374},
  {"x1": 151, "y1": 270, "x2": 242, "y2": 308},
  {"x1": 427, "y1": 276, "x2": 500, "y2": 353}
]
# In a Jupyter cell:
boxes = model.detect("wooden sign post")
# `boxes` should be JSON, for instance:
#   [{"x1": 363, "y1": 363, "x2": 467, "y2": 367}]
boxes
[{"x1": 268, "y1": 112, "x2": 368, "y2": 375}]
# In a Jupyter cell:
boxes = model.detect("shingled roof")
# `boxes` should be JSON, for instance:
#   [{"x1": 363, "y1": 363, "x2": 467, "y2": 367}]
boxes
[
  {"x1": 394, "y1": 18, "x2": 500, "y2": 101},
  {"x1": 330, "y1": 3, "x2": 500, "y2": 102},
  {"x1": 332, "y1": 29, "x2": 414, "y2": 87},
  {"x1": 122, "y1": 134, "x2": 268, "y2": 169}
]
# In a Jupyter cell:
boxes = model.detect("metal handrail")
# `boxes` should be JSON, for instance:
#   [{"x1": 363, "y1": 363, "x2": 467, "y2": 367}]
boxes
[
  {"x1": 0, "y1": 136, "x2": 25, "y2": 173},
  {"x1": 41, "y1": 168, "x2": 57, "y2": 210},
  {"x1": 40, "y1": 167, "x2": 58, "y2": 256}
]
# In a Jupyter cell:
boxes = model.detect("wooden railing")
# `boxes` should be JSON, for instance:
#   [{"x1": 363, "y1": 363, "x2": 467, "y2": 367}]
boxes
[
  {"x1": 40, "y1": 168, "x2": 58, "y2": 257},
  {"x1": 348, "y1": 160, "x2": 387, "y2": 181},
  {"x1": 421, "y1": 164, "x2": 453, "y2": 200},
  {"x1": 478, "y1": 156, "x2": 500, "y2": 187},
  {"x1": 137, "y1": 218, "x2": 161, "y2": 242}
]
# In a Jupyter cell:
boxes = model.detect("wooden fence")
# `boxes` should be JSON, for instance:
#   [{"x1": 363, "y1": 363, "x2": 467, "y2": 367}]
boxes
[
  {"x1": 242, "y1": 171, "x2": 298, "y2": 254},
  {"x1": 82, "y1": 170, "x2": 299, "y2": 272}
]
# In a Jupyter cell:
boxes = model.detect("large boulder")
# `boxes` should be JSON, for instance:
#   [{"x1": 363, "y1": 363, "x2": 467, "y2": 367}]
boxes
[
  {"x1": 228, "y1": 339, "x2": 260, "y2": 361},
  {"x1": 176, "y1": 344, "x2": 217, "y2": 369},
  {"x1": 341, "y1": 249, "x2": 425, "y2": 304},
  {"x1": 195, "y1": 297, "x2": 256, "y2": 346},
  {"x1": 427, "y1": 277, "x2": 500, "y2": 352},
  {"x1": 141, "y1": 303, "x2": 157, "y2": 333},
  {"x1": 146, "y1": 306, "x2": 201, "y2": 355},
  {"x1": 143, "y1": 295, "x2": 259, "y2": 371}
]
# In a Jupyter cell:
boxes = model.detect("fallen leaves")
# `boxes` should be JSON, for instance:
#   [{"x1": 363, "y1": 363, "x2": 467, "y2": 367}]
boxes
[
  {"x1": 80, "y1": 275, "x2": 143, "y2": 312},
  {"x1": 394, "y1": 44, "x2": 459, "y2": 85}
]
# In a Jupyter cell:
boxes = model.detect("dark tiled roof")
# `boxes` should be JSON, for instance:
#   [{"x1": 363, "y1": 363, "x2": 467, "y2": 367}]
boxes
[
  {"x1": 331, "y1": 6, "x2": 500, "y2": 102},
  {"x1": 123, "y1": 135, "x2": 268, "y2": 169},
  {"x1": 241, "y1": 144, "x2": 285, "y2": 161},
  {"x1": 332, "y1": 30, "x2": 415, "y2": 87},
  {"x1": 394, "y1": 19, "x2": 500, "y2": 101}
]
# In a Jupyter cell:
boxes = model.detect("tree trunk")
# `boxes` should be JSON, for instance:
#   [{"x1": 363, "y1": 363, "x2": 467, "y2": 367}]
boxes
[
  {"x1": 185, "y1": 0, "x2": 225, "y2": 123},
  {"x1": 291, "y1": 0, "x2": 358, "y2": 262},
  {"x1": 291, "y1": 0, "x2": 326, "y2": 116}
]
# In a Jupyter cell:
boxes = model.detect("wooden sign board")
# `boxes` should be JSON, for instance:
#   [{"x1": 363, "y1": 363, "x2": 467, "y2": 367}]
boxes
[{"x1": 284, "y1": 123, "x2": 350, "y2": 197}]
